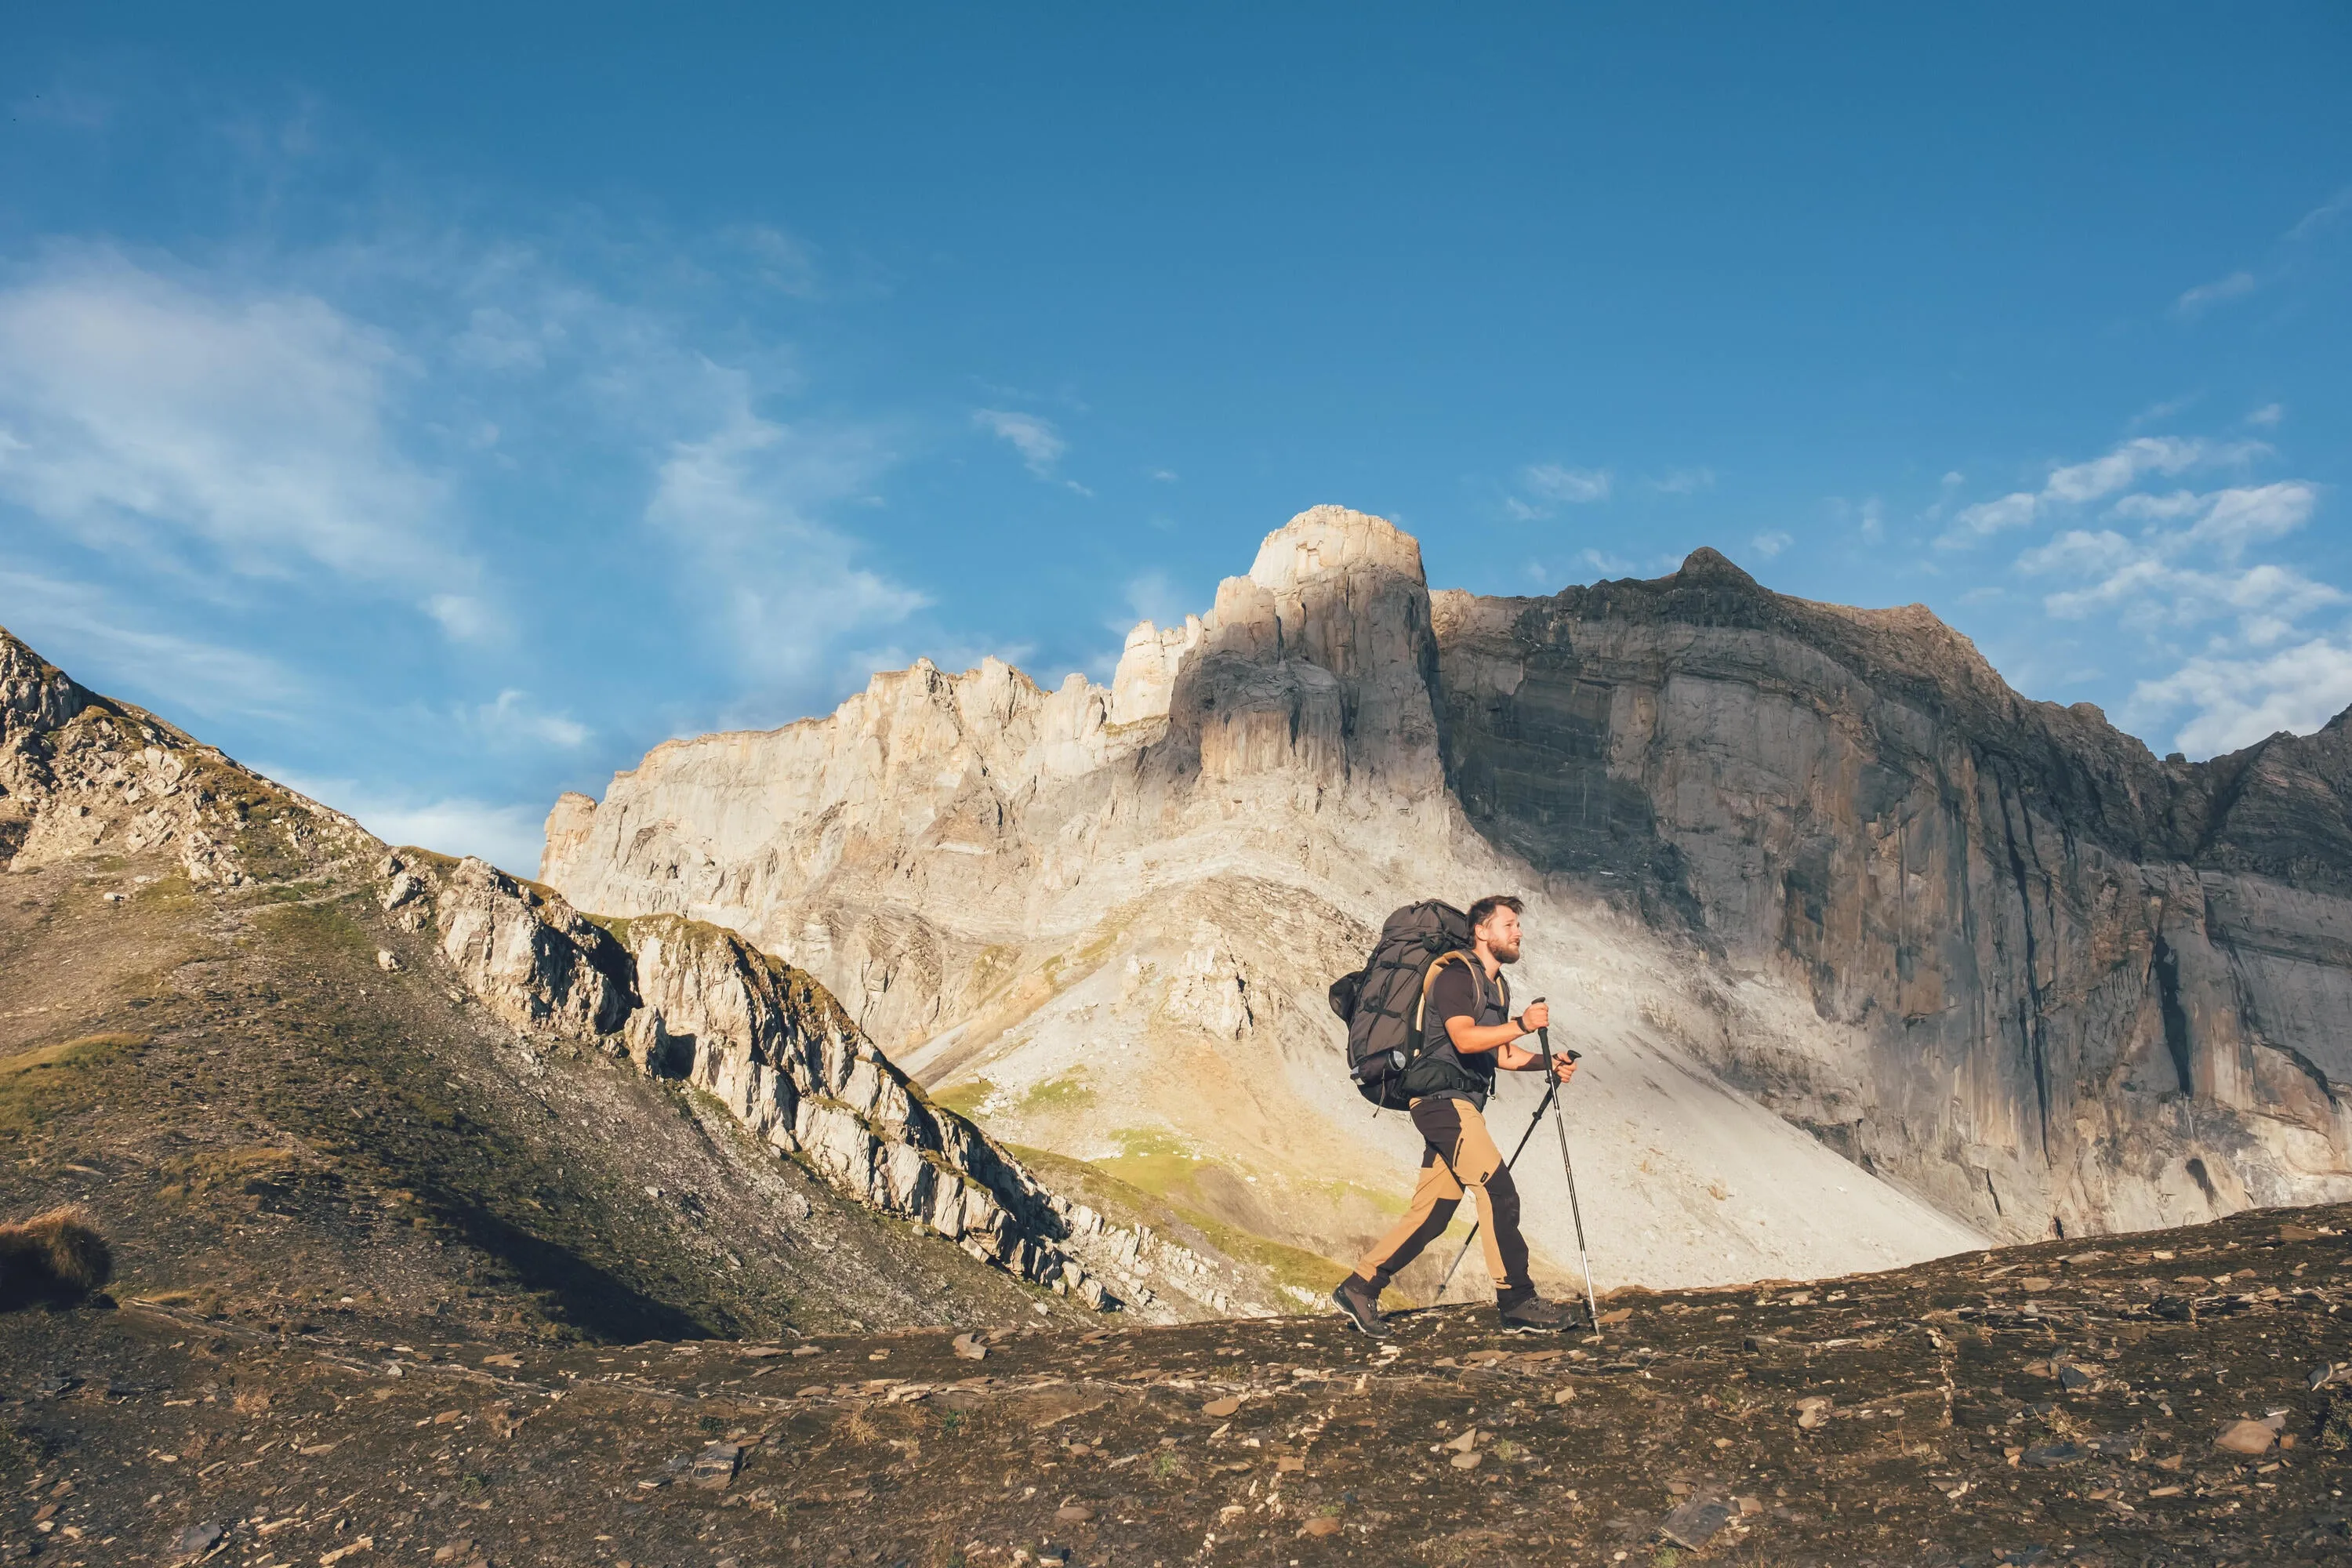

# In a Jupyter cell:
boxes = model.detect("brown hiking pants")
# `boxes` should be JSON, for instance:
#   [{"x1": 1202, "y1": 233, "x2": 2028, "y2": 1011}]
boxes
[{"x1": 1351, "y1": 1095, "x2": 1533, "y2": 1301}]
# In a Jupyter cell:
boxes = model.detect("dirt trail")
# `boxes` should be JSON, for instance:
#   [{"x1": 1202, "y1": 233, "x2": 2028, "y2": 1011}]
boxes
[{"x1": 9, "y1": 1202, "x2": 2350, "y2": 1566}]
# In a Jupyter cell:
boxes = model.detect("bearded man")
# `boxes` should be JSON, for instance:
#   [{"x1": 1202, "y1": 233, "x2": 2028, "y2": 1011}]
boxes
[{"x1": 1333, "y1": 894, "x2": 1581, "y2": 1335}]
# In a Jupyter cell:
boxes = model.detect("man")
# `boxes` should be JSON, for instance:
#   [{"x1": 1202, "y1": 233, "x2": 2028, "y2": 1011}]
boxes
[{"x1": 1334, "y1": 894, "x2": 1581, "y2": 1335}]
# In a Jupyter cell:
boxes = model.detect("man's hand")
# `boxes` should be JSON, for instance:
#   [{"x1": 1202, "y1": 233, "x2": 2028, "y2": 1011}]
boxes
[
  {"x1": 1518, "y1": 1000, "x2": 1550, "y2": 1034},
  {"x1": 1551, "y1": 1053, "x2": 1578, "y2": 1084}
]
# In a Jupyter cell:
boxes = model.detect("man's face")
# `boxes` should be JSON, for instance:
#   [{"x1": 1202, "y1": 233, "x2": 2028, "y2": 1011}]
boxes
[{"x1": 1478, "y1": 907, "x2": 1523, "y2": 964}]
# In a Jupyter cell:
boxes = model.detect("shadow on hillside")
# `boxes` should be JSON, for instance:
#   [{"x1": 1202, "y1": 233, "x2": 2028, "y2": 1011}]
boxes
[{"x1": 436, "y1": 1203, "x2": 713, "y2": 1343}]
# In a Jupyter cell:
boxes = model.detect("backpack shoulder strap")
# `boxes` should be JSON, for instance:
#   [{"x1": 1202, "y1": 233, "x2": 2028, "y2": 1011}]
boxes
[{"x1": 1413, "y1": 949, "x2": 1475, "y2": 1038}]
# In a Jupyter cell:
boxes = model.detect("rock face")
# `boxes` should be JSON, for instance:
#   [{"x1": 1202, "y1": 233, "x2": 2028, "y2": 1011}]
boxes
[
  {"x1": 1432, "y1": 557, "x2": 2352, "y2": 1237},
  {"x1": 539, "y1": 508, "x2": 1994, "y2": 1295},
  {"x1": 374, "y1": 851, "x2": 1115, "y2": 1308},
  {"x1": 0, "y1": 624, "x2": 368, "y2": 885},
  {"x1": 543, "y1": 509, "x2": 2352, "y2": 1275}
]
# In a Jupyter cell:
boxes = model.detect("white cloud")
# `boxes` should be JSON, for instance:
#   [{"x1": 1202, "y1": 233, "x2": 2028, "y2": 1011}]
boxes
[
  {"x1": 0, "y1": 249, "x2": 475, "y2": 616},
  {"x1": 2285, "y1": 186, "x2": 2352, "y2": 245},
  {"x1": 1947, "y1": 492, "x2": 2039, "y2": 540},
  {"x1": 974, "y1": 408, "x2": 1067, "y2": 477},
  {"x1": 0, "y1": 568, "x2": 308, "y2": 722},
  {"x1": 2173, "y1": 269, "x2": 2259, "y2": 318},
  {"x1": 1120, "y1": 569, "x2": 1192, "y2": 630},
  {"x1": 2046, "y1": 436, "x2": 2245, "y2": 504},
  {"x1": 468, "y1": 688, "x2": 590, "y2": 750},
  {"x1": 647, "y1": 388, "x2": 924, "y2": 688},
  {"x1": 1940, "y1": 436, "x2": 2267, "y2": 546},
  {"x1": 2167, "y1": 187, "x2": 2352, "y2": 324},
  {"x1": 2126, "y1": 394, "x2": 2199, "y2": 430},
  {"x1": 2125, "y1": 639, "x2": 2352, "y2": 757},
  {"x1": 1750, "y1": 531, "x2": 1792, "y2": 558},
  {"x1": 1149, "y1": 468, "x2": 1178, "y2": 483},
  {"x1": 1649, "y1": 467, "x2": 1715, "y2": 495},
  {"x1": 270, "y1": 768, "x2": 549, "y2": 876},
  {"x1": 2188, "y1": 482, "x2": 2318, "y2": 557},
  {"x1": 2245, "y1": 402, "x2": 2285, "y2": 427},
  {"x1": 1521, "y1": 463, "x2": 1612, "y2": 504},
  {"x1": 1577, "y1": 547, "x2": 1639, "y2": 576}
]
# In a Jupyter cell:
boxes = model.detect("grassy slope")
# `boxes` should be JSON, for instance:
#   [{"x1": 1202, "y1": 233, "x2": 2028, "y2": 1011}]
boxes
[{"x1": 0, "y1": 847, "x2": 1074, "y2": 1345}]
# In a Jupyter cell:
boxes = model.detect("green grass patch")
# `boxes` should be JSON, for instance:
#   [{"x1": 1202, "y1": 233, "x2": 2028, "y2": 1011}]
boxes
[
  {"x1": 1018, "y1": 1070, "x2": 1094, "y2": 1115},
  {"x1": 930, "y1": 1078, "x2": 994, "y2": 1120},
  {"x1": 1170, "y1": 1207, "x2": 1351, "y2": 1304},
  {"x1": 1007, "y1": 1139, "x2": 1351, "y2": 1311},
  {"x1": 1095, "y1": 1127, "x2": 1205, "y2": 1200}
]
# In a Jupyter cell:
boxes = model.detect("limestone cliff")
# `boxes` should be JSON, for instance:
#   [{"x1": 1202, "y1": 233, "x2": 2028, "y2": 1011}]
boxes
[
  {"x1": 1432, "y1": 553, "x2": 2352, "y2": 1237},
  {"x1": 542, "y1": 510, "x2": 2352, "y2": 1276},
  {"x1": 540, "y1": 508, "x2": 1994, "y2": 1297},
  {"x1": 373, "y1": 850, "x2": 1127, "y2": 1308}
]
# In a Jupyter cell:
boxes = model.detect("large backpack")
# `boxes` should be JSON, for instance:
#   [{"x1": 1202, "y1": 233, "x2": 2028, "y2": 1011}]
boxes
[{"x1": 1328, "y1": 901, "x2": 1474, "y2": 1110}]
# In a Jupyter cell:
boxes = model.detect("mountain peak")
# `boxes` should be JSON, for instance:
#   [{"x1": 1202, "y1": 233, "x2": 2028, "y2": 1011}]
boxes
[
  {"x1": 1672, "y1": 546, "x2": 1759, "y2": 588},
  {"x1": 1247, "y1": 505, "x2": 1425, "y2": 593}
]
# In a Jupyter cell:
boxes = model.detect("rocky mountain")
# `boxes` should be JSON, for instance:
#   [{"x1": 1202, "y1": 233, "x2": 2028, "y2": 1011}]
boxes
[
  {"x1": 1434, "y1": 550, "x2": 2352, "y2": 1240},
  {"x1": 0, "y1": 622, "x2": 1289, "y2": 1345},
  {"x1": 543, "y1": 506, "x2": 2352, "y2": 1298}
]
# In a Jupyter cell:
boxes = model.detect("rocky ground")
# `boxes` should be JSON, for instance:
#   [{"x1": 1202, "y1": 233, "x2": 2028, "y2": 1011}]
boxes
[{"x1": 9, "y1": 1201, "x2": 2350, "y2": 1567}]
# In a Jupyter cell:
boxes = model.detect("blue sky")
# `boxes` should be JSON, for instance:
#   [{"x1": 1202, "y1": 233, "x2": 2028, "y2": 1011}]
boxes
[{"x1": 2, "y1": 5, "x2": 2347, "y2": 873}]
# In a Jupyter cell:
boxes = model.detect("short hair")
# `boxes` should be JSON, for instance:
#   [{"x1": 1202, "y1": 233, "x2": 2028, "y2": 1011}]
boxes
[{"x1": 1467, "y1": 894, "x2": 1524, "y2": 933}]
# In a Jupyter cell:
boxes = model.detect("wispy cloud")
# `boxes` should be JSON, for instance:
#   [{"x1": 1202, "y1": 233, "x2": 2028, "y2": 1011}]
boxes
[
  {"x1": 1119, "y1": 569, "x2": 1193, "y2": 631},
  {"x1": 1504, "y1": 462, "x2": 1612, "y2": 520},
  {"x1": 1523, "y1": 463, "x2": 1611, "y2": 503},
  {"x1": 2246, "y1": 402, "x2": 2285, "y2": 428},
  {"x1": 2171, "y1": 184, "x2": 2352, "y2": 320},
  {"x1": 2125, "y1": 638, "x2": 2352, "y2": 757},
  {"x1": 1939, "y1": 436, "x2": 2267, "y2": 546},
  {"x1": 0, "y1": 568, "x2": 308, "y2": 723},
  {"x1": 648, "y1": 385, "x2": 925, "y2": 690},
  {"x1": 2172, "y1": 270, "x2": 2259, "y2": 318},
  {"x1": 1648, "y1": 466, "x2": 1715, "y2": 495},
  {"x1": 975, "y1": 408, "x2": 1066, "y2": 477},
  {"x1": 267, "y1": 766, "x2": 549, "y2": 875},
  {"x1": 465, "y1": 688, "x2": 591, "y2": 750},
  {"x1": 1750, "y1": 531, "x2": 1792, "y2": 558},
  {"x1": 2126, "y1": 393, "x2": 2200, "y2": 430},
  {"x1": 1982, "y1": 420, "x2": 2343, "y2": 755},
  {"x1": 0, "y1": 247, "x2": 476, "y2": 617}
]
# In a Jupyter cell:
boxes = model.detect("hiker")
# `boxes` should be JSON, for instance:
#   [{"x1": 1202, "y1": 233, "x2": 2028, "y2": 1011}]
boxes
[{"x1": 1332, "y1": 894, "x2": 1581, "y2": 1335}]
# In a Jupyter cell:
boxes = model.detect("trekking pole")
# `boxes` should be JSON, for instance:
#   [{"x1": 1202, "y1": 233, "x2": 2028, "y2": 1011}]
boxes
[
  {"x1": 1536, "y1": 1022, "x2": 1603, "y2": 1330},
  {"x1": 1429, "y1": 1077, "x2": 1559, "y2": 1300}
]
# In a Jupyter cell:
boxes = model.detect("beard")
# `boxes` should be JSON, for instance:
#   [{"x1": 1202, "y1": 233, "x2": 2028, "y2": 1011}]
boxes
[{"x1": 1490, "y1": 937, "x2": 1521, "y2": 964}]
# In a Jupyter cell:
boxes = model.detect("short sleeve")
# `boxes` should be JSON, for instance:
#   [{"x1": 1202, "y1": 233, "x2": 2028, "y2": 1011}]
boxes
[{"x1": 1427, "y1": 959, "x2": 1479, "y2": 1026}]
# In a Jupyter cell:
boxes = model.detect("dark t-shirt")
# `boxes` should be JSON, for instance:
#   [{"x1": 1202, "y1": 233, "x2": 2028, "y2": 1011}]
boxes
[{"x1": 1417, "y1": 956, "x2": 1508, "y2": 1107}]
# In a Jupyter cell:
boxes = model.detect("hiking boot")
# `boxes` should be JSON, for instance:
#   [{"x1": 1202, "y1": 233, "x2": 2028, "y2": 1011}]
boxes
[
  {"x1": 1332, "y1": 1276, "x2": 1390, "y2": 1337},
  {"x1": 1497, "y1": 1293, "x2": 1581, "y2": 1334}
]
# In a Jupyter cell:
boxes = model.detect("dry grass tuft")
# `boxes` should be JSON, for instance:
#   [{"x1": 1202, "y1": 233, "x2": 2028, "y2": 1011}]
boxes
[{"x1": 0, "y1": 1207, "x2": 113, "y2": 1309}]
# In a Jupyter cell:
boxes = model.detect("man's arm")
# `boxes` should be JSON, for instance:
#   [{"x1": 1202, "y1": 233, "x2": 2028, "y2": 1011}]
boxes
[{"x1": 1443, "y1": 999, "x2": 1571, "y2": 1079}]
